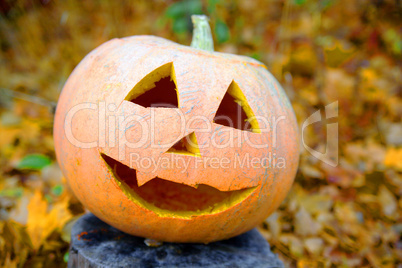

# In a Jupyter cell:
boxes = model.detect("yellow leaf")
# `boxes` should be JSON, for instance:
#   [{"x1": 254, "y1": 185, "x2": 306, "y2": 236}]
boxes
[
  {"x1": 26, "y1": 191, "x2": 72, "y2": 250},
  {"x1": 264, "y1": 212, "x2": 281, "y2": 238},
  {"x1": 359, "y1": 67, "x2": 388, "y2": 101},
  {"x1": 334, "y1": 202, "x2": 359, "y2": 223},
  {"x1": 297, "y1": 259, "x2": 325, "y2": 268},
  {"x1": 384, "y1": 147, "x2": 402, "y2": 170},
  {"x1": 304, "y1": 237, "x2": 324, "y2": 256},
  {"x1": 3, "y1": 253, "x2": 19, "y2": 268},
  {"x1": 0, "y1": 127, "x2": 20, "y2": 148},
  {"x1": 26, "y1": 191, "x2": 48, "y2": 250},
  {"x1": 378, "y1": 185, "x2": 397, "y2": 217},
  {"x1": 323, "y1": 41, "x2": 355, "y2": 67},
  {"x1": 295, "y1": 207, "x2": 322, "y2": 236}
]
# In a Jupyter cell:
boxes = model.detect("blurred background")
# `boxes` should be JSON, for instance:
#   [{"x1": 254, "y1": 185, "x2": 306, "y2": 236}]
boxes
[{"x1": 0, "y1": 0, "x2": 401, "y2": 267}]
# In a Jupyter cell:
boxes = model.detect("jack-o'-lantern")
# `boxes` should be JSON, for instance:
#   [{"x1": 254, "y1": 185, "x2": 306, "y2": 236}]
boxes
[{"x1": 54, "y1": 16, "x2": 299, "y2": 243}]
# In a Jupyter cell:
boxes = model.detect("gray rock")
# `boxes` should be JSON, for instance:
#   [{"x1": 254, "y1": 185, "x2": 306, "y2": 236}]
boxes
[{"x1": 68, "y1": 213, "x2": 284, "y2": 268}]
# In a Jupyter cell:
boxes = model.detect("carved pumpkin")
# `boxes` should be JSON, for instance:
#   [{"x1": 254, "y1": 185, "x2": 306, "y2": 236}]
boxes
[{"x1": 54, "y1": 16, "x2": 299, "y2": 243}]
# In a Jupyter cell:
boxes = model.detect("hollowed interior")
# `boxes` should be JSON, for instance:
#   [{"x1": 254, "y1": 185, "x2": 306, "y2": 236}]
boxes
[
  {"x1": 166, "y1": 132, "x2": 201, "y2": 157},
  {"x1": 214, "y1": 92, "x2": 251, "y2": 131},
  {"x1": 129, "y1": 76, "x2": 178, "y2": 108},
  {"x1": 125, "y1": 62, "x2": 179, "y2": 108},
  {"x1": 213, "y1": 81, "x2": 261, "y2": 133},
  {"x1": 101, "y1": 154, "x2": 254, "y2": 218}
]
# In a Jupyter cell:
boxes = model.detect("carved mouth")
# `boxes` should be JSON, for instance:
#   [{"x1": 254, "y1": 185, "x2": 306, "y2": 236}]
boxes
[{"x1": 101, "y1": 154, "x2": 255, "y2": 218}]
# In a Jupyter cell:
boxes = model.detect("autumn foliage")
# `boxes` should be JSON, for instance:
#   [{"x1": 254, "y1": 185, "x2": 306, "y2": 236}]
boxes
[{"x1": 0, "y1": 0, "x2": 401, "y2": 267}]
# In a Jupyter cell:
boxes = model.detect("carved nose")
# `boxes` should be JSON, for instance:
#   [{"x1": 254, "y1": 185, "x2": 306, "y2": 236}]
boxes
[{"x1": 165, "y1": 132, "x2": 201, "y2": 157}]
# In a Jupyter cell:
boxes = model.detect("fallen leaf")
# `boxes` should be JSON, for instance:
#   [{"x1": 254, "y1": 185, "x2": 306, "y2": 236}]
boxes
[
  {"x1": 384, "y1": 147, "x2": 402, "y2": 171},
  {"x1": 378, "y1": 185, "x2": 397, "y2": 218},
  {"x1": 265, "y1": 212, "x2": 281, "y2": 238},
  {"x1": 26, "y1": 191, "x2": 72, "y2": 250},
  {"x1": 304, "y1": 237, "x2": 324, "y2": 255},
  {"x1": 16, "y1": 154, "x2": 52, "y2": 171},
  {"x1": 295, "y1": 207, "x2": 322, "y2": 236},
  {"x1": 280, "y1": 234, "x2": 304, "y2": 257}
]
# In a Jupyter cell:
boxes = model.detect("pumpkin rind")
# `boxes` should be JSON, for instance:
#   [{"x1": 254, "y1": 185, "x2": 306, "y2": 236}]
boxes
[{"x1": 54, "y1": 36, "x2": 299, "y2": 243}]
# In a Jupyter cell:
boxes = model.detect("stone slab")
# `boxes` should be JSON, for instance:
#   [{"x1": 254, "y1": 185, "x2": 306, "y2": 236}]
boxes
[{"x1": 68, "y1": 213, "x2": 283, "y2": 268}]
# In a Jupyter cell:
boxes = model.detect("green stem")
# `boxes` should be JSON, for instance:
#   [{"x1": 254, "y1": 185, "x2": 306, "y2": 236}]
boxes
[{"x1": 190, "y1": 15, "x2": 214, "y2": 52}]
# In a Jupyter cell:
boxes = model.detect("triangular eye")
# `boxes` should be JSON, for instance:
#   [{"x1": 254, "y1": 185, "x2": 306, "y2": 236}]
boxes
[
  {"x1": 125, "y1": 62, "x2": 179, "y2": 108},
  {"x1": 213, "y1": 81, "x2": 260, "y2": 133},
  {"x1": 166, "y1": 132, "x2": 201, "y2": 157}
]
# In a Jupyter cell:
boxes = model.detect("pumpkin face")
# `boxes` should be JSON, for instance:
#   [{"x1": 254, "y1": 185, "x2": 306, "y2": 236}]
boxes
[{"x1": 54, "y1": 35, "x2": 299, "y2": 243}]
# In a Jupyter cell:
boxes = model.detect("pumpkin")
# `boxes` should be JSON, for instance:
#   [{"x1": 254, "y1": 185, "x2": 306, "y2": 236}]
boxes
[{"x1": 54, "y1": 15, "x2": 299, "y2": 243}]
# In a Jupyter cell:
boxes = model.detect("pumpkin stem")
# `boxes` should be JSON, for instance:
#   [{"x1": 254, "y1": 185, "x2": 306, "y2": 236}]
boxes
[{"x1": 190, "y1": 15, "x2": 214, "y2": 52}]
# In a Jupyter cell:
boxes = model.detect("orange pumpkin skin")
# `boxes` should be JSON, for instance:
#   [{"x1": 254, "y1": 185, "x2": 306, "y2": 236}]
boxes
[{"x1": 54, "y1": 36, "x2": 299, "y2": 243}]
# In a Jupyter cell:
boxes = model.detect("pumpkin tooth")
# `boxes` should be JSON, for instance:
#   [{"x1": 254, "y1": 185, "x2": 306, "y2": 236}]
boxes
[
  {"x1": 136, "y1": 172, "x2": 155, "y2": 187},
  {"x1": 100, "y1": 153, "x2": 256, "y2": 217}
]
